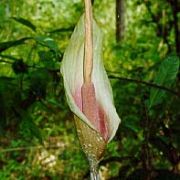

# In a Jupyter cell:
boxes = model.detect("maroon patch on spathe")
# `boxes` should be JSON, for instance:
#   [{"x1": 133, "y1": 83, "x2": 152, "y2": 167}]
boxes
[{"x1": 74, "y1": 82, "x2": 109, "y2": 141}]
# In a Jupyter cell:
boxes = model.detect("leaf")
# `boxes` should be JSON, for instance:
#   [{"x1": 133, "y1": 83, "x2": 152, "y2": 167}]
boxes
[
  {"x1": 48, "y1": 26, "x2": 75, "y2": 34},
  {"x1": 12, "y1": 17, "x2": 36, "y2": 32},
  {"x1": 148, "y1": 56, "x2": 179, "y2": 109},
  {"x1": 0, "y1": 54, "x2": 21, "y2": 61},
  {"x1": 35, "y1": 36, "x2": 59, "y2": 52},
  {"x1": 0, "y1": 37, "x2": 31, "y2": 53}
]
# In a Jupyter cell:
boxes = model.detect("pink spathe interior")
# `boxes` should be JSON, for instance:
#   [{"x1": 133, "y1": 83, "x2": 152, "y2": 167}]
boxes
[
  {"x1": 74, "y1": 82, "x2": 109, "y2": 141},
  {"x1": 74, "y1": 87, "x2": 82, "y2": 111}
]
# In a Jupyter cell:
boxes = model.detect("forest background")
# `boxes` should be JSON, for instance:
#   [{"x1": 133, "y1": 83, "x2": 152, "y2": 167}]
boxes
[{"x1": 0, "y1": 0, "x2": 179, "y2": 179}]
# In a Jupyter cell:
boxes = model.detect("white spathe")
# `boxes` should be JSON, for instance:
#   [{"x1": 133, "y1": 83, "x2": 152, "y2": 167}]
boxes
[{"x1": 61, "y1": 15, "x2": 120, "y2": 142}]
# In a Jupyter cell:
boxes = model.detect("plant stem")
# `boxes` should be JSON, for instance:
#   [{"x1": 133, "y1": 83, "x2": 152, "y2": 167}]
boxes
[{"x1": 89, "y1": 157, "x2": 100, "y2": 180}]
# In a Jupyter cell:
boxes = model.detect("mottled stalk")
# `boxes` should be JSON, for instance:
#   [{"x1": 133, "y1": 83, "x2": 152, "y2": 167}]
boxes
[{"x1": 89, "y1": 158, "x2": 100, "y2": 180}]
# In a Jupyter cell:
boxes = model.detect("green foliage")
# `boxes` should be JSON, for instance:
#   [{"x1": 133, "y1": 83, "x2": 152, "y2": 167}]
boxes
[{"x1": 0, "y1": 0, "x2": 179, "y2": 179}]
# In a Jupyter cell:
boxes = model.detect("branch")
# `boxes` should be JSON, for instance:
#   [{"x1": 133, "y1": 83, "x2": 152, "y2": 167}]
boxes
[
  {"x1": 108, "y1": 73, "x2": 179, "y2": 96},
  {"x1": 100, "y1": 156, "x2": 133, "y2": 165},
  {"x1": 0, "y1": 58, "x2": 59, "y2": 73},
  {"x1": 1, "y1": 56, "x2": 178, "y2": 96},
  {"x1": 0, "y1": 54, "x2": 21, "y2": 61}
]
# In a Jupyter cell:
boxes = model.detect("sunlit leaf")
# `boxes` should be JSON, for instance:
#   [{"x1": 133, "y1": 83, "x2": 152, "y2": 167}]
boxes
[{"x1": 35, "y1": 36, "x2": 59, "y2": 53}]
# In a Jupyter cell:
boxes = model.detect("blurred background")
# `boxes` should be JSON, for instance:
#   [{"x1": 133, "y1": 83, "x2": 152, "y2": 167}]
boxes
[{"x1": 0, "y1": 0, "x2": 179, "y2": 179}]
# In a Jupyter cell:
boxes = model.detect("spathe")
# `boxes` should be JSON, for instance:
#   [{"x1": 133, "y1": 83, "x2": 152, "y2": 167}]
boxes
[{"x1": 61, "y1": 15, "x2": 120, "y2": 142}]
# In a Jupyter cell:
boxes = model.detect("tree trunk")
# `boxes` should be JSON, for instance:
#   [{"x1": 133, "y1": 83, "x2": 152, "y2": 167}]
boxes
[{"x1": 116, "y1": 0, "x2": 125, "y2": 42}]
